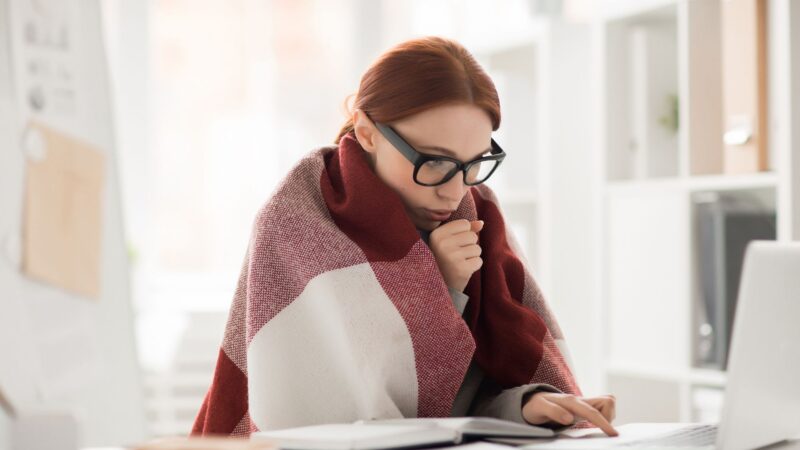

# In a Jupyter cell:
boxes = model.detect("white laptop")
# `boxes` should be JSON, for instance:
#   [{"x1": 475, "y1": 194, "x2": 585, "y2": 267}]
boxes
[{"x1": 523, "y1": 241, "x2": 800, "y2": 450}]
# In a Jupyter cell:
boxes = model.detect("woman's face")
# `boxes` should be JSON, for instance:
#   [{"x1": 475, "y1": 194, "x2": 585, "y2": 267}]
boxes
[{"x1": 353, "y1": 103, "x2": 494, "y2": 231}]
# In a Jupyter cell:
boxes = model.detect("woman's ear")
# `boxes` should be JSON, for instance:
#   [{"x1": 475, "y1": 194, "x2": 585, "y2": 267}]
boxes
[{"x1": 352, "y1": 109, "x2": 379, "y2": 154}]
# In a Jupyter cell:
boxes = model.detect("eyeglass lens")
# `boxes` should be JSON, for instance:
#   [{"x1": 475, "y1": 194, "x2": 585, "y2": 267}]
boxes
[{"x1": 416, "y1": 159, "x2": 499, "y2": 185}]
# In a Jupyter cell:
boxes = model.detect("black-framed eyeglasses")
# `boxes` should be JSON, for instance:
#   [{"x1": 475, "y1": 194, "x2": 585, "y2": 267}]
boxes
[{"x1": 372, "y1": 120, "x2": 506, "y2": 187}]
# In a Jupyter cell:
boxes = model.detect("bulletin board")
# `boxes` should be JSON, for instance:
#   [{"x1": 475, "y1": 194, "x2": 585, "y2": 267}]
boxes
[{"x1": 0, "y1": 0, "x2": 146, "y2": 445}]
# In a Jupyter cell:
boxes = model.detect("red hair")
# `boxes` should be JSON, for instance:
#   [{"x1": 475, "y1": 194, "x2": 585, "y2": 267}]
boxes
[{"x1": 335, "y1": 36, "x2": 501, "y2": 144}]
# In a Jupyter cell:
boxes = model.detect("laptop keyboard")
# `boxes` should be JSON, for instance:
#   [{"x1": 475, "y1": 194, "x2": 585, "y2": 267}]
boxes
[{"x1": 621, "y1": 424, "x2": 718, "y2": 447}]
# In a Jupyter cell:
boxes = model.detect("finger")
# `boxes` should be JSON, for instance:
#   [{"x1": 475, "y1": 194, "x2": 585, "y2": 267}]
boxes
[
  {"x1": 584, "y1": 395, "x2": 615, "y2": 405},
  {"x1": 553, "y1": 396, "x2": 618, "y2": 437},
  {"x1": 470, "y1": 220, "x2": 484, "y2": 232},
  {"x1": 605, "y1": 398, "x2": 616, "y2": 422},
  {"x1": 522, "y1": 394, "x2": 574, "y2": 425},
  {"x1": 586, "y1": 396, "x2": 616, "y2": 422},
  {"x1": 456, "y1": 244, "x2": 482, "y2": 259},
  {"x1": 567, "y1": 398, "x2": 616, "y2": 436},
  {"x1": 540, "y1": 399, "x2": 575, "y2": 425},
  {"x1": 592, "y1": 400, "x2": 613, "y2": 423},
  {"x1": 431, "y1": 228, "x2": 478, "y2": 253},
  {"x1": 603, "y1": 395, "x2": 617, "y2": 422},
  {"x1": 445, "y1": 231, "x2": 479, "y2": 248},
  {"x1": 466, "y1": 256, "x2": 483, "y2": 272},
  {"x1": 574, "y1": 398, "x2": 617, "y2": 436},
  {"x1": 432, "y1": 219, "x2": 471, "y2": 238}
]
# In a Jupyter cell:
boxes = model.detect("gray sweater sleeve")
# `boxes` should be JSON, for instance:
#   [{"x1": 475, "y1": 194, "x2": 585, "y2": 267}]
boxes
[
  {"x1": 447, "y1": 287, "x2": 470, "y2": 315},
  {"x1": 469, "y1": 380, "x2": 562, "y2": 424},
  {"x1": 446, "y1": 287, "x2": 567, "y2": 426}
]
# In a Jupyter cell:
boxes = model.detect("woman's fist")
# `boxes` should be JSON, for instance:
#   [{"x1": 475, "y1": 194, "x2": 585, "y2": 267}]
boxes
[{"x1": 429, "y1": 219, "x2": 484, "y2": 293}]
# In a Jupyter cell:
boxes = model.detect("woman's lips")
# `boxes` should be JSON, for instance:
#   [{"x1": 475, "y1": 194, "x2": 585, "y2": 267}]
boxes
[{"x1": 425, "y1": 209, "x2": 454, "y2": 221}]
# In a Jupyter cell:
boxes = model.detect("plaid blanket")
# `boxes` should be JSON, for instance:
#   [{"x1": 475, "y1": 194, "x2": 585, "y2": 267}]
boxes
[{"x1": 191, "y1": 133, "x2": 581, "y2": 436}]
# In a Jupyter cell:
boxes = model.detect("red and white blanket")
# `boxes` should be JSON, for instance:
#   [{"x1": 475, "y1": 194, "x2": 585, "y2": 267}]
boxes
[{"x1": 191, "y1": 133, "x2": 581, "y2": 437}]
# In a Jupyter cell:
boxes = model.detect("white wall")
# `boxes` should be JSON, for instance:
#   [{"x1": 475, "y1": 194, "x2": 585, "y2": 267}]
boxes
[
  {"x1": 537, "y1": 21, "x2": 604, "y2": 395},
  {"x1": 0, "y1": 409, "x2": 8, "y2": 448}
]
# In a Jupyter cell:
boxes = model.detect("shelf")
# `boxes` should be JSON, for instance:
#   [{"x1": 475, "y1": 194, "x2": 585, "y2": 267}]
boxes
[
  {"x1": 597, "y1": 0, "x2": 798, "y2": 425},
  {"x1": 689, "y1": 368, "x2": 727, "y2": 388},
  {"x1": 600, "y1": 0, "x2": 679, "y2": 22},
  {"x1": 605, "y1": 176, "x2": 683, "y2": 193},
  {"x1": 604, "y1": 172, "x2": 778, "y2": 194},
  {"x1": 606, "y1": 362, "x2": 688, "y2": 384},
  {"x1": 603, "y1": 3, "x2": 680, "y2": 182},
  {"x1": 683, "y1": 172, "x2": 778, "y2": 192},
  {"x1": 606, "y1": 362, "x2": 727, "y2": 388}
]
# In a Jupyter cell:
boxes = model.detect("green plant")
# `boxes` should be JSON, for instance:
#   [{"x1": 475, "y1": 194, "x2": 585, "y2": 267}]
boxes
[{"x1": 658, "y1": 94, "x2": 679, "y2": 134}]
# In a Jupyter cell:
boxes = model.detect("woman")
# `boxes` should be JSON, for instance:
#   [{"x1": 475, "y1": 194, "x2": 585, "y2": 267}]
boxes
[{"x1": 192, "y1": 36, "x2": 617, "y2": 438}]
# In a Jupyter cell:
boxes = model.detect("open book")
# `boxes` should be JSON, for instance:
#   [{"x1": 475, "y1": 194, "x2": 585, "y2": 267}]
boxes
[{"x1": 253, "y1": 417, "x2": 554, "y2": 450}]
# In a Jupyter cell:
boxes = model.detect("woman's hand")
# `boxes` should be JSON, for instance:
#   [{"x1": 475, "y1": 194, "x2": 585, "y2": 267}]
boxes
[
  {"x1": 522, "y1": 392, "x2": 618, "y2": 437},
  {"x1": 429, "y1": 219, "x2": 484, "y2": 293}
]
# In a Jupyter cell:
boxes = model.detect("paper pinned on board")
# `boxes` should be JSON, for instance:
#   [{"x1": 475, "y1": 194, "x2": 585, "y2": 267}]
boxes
[{"x1": 22, "y1": 120, "x2": 105, "y2": 299}]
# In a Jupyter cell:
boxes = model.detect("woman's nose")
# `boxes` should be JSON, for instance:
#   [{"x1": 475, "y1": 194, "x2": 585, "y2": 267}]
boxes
[{"x1": 436, "y1": 172, "x2": 467, "y2": 202}]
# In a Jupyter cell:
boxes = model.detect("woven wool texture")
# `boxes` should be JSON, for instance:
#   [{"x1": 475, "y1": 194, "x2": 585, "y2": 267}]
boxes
[{"x1": 191, "y1": 133, "x2": 581, "y2": 437}]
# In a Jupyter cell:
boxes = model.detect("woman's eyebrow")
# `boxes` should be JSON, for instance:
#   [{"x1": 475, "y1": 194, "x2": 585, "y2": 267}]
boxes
[{"x1": 417, "y1": 145, "x2": 492, "y2": 161}]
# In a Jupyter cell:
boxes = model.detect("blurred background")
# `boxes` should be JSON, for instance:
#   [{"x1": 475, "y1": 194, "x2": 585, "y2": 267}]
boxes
[
  {"x1": 1, "y1": 0, "x2": 799, "y2": 447},
  {"x1": 105, "y1": 0, "x2": 599, "y2": 438}
]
